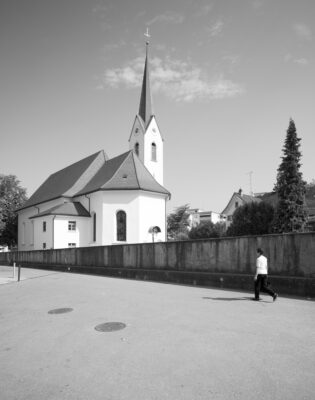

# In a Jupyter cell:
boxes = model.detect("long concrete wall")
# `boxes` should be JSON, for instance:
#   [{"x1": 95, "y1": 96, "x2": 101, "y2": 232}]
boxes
[{"x1": 1, "y1": 232, "x2": 315, "y2": 297}]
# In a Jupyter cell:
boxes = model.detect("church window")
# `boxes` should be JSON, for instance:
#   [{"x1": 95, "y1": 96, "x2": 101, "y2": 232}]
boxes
[
  {"x1": 93, "y1": 213, "x2": 96, "y2": 242},
  {"x1": 43, "y1": 221, "x2": 46, "y2": 232},
  {"x1": 151, "y1": 142, "x2": 157, "y2": 161},
  {"x1": 68, "y1": 243, "x2": 76, "y2": 248},
  {"x1": 116, "y1": 210, "x2": 126, "y2": 241},
  {"x1": 68, "y1": 221, "x2": 76, "y2": 231},
  {"x1": 135, "y1": 142, "x2": 139, "y2": 156},
  {"x1": 43, "y1": 243, "x2": 46, "y2": 249}
]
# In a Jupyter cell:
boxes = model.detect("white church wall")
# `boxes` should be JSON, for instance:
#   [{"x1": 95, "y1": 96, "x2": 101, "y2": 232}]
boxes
[
  {"x1": 101, "y1": 191, "x2": 141, "y2": 244},
  {"x1": 53, "y1": 216, "x2": 90, "y2": 249},
  {"x1": 138, "y1": 192, "x2": 167, "y2": 242},
  {"x1": 143, "y1": 118, "x2": 163, "y2": 185},
  {"x1": 74, "y1": 191, "x2": 104, "y2": 246},
  {"x1": 129, "y1": 117, "x2": 145, "y2": 160}
]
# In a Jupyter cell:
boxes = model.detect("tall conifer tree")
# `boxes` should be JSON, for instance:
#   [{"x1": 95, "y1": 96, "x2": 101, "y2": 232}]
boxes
[{"x1": 273, "y1": 119, "x2": 307, "y2": 232}]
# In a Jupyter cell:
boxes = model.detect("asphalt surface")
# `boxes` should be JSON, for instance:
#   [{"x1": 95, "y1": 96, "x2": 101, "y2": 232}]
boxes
[{"x1": 0, "y1": 265, "x2": 314, "y2": 400}]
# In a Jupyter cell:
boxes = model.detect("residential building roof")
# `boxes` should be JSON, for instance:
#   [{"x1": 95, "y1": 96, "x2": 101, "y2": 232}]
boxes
[
  {"x1": 222, "y1": 191, "x2": 261, "y2": 214},
  {"x1": 29, "y1": 202, "x2": 90, "y2": 219}
]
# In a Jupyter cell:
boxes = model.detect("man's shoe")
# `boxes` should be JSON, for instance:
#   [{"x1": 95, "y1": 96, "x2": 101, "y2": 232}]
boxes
[{"x1": 273, "y1": 293, "x2": 278, "y2": 302}]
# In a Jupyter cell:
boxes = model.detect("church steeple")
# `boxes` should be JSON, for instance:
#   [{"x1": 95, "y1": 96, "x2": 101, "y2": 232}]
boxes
[
  {"x1": 129, "y1": 29, "x2": 164, "y2": 185},
  {"x1": 138, "y1": 32, "x2": 153, "y2": 127}
]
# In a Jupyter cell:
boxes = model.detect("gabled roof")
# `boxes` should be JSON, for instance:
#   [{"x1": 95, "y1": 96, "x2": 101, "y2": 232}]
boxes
[
  {"x1": 20, "y1": 151, "x2": 107, "y2": 211},
  {"x1": 222, "y1": 192, "x2": 261, "y2": 214},
  {"x1": 29, "y1": 202, "x2": 90, "y2": 219},
  {"x1": 76, "y1": 150, "x2": 170, "y2": 197}
]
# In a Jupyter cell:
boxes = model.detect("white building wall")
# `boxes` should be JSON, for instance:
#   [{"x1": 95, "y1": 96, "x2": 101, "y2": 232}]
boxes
[
  {"x1": 143, "y1": 118, "x2": 163, "y2": 185},
  {"x1": 100, "y1": 191, "x2": 140, "y2": 244},
  {"x1": 138, "y1": 192, "x2": 166, "y2": 242},
  {"x1": 129, "y1": 117, "x2": 145, "y2": 161},
  {"x1": 53, "y1": 217, "x2": 90, "y2": 249}
]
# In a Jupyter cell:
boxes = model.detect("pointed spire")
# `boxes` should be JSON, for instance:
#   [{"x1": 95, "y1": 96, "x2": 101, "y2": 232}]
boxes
[{"x1": 139, "y1": 29, "x2": 153, "y2": 127}]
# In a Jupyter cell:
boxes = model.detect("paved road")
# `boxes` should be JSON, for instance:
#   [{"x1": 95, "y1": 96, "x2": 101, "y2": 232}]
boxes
[{"x1": 0, "y1": 266, "x2": 314, "y2": 400}]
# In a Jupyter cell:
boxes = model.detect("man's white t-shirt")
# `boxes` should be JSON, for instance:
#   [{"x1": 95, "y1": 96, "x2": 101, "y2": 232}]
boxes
[{"x1": 256, "y1": 254, "x2": 268, "y2": 275}]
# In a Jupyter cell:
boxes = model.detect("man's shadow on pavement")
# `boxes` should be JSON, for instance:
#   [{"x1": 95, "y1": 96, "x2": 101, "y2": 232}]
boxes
[{"x1": 202, "y1": 296, "x2": 270, "y2": 303}]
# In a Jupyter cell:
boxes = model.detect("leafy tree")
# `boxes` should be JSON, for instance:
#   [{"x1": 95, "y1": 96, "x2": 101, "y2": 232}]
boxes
[
  {"x1": 0, "y1": 175, "x2": 27, "y2": 247},
  {"x1": 167, "y1": 204, "x2": 190, "y2": 240},
  {"x1": 273, "y1": 119, "x2": 307, "y2": 232},
  {"x1": 226, "y1": 202, "x2": 275, "y2": 236},
  {"x1": 189, "y1": 221, "x2": 225, "y2": 239}
]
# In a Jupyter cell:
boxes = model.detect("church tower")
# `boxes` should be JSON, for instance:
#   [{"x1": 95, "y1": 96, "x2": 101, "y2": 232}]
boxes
[{"x1": 129, "y1": 33, "x2": 164, "y2": 185}]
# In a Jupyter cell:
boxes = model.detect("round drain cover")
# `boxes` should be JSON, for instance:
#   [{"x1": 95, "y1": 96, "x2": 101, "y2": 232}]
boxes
[
  {"x1": 95, "y1": 322, "x2": 126, "y2": 332},
  {"x1": 48, "y1": 308, "x2": 73, "y2": 314}
]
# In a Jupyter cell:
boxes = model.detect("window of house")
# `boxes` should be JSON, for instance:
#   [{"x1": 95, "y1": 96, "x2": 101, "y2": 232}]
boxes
[
  {"x1": 43, "y1": 243, "x2": 46, "y2": 249},
  {"x1": 151, "y1": 142, "x2": 157, "y2": 161},
  {"x1": 68, "y1": 243, "x2": 76, "y2": 248},
  {"x1": 68, "y1": 221, "x2": 76, "y2": 231},
  {"x1": 116, "y1": 210, "x2": 126, "y2": 241},
  {"x1": 235, "y1": 202, "x2": 239, "y2": 208},
  {"x1": 22, "y1": 222, "x2": 26, "y2": 245},
  {"x1": 93, "y1": 213, "x2": 96, "y2": 242},
  {"x1": 43, "y1": 221, "x2": 46, "y2": 232},
  {"x1": 31, "y1": 221, "x2": 34, "y2": 245},
  {"x1": 135, "y1": 142, "x2": 139, "y2": 156},
  {"x1": 228, "y1": 215, "x2": 233, "y2": 221}
]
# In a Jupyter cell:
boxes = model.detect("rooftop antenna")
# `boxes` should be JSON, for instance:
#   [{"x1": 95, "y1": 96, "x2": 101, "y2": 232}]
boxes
[{"x1": 246, "y1": 171, "x2": 254, "y2": 196}]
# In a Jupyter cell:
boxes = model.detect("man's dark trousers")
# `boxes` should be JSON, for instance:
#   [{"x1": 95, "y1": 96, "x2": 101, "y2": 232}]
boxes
[{"x1": 255, "y1": 274, "x2": 275, "y2": 299}]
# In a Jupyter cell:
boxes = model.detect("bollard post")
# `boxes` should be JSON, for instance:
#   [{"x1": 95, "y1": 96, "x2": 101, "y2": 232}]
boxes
[
  {"x1": 18, "y1": 265, "x2": 21, "y2": 282},
  {"x1": 13, "y1": 262, "x2": 16, "y2": 279}
]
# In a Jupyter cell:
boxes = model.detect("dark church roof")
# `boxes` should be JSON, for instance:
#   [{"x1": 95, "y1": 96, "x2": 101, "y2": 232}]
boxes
[
  {"x1": 29, "y1": 202, "x2": 90, "y2": 219},
  {"x1": 20, "y1": 150, "x2": 170, "y2": 211},
  {"x1": 75, "y1": 150, "x2": 170, "y2": 197},
  {"x1": 138, "y1": 43, "x2": 153, "y2": 127}
]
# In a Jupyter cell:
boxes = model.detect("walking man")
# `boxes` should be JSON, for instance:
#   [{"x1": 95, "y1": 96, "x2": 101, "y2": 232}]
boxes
[{"x1": 254, "y1": 248, "x2": 278, "y2": 301}]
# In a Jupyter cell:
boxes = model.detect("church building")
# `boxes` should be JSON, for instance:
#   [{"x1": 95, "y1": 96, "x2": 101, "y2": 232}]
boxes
[{"x1": 18, "y1": 40, "x2": 170, "y2": 250}]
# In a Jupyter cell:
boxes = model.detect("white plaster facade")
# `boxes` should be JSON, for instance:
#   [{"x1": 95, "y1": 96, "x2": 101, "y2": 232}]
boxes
[
  {"x1": 129, "y1": 116, "x2": 164, "y2": 185},
  {"x1": 18, "y1": 189, "x2": 167, "y2": 251}
]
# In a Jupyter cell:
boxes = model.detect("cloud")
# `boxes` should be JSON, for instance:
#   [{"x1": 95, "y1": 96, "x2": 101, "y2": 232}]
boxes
[
  {"x1": 294, "y1": 58, "x2": 309, "y2": 66},
  {"x1": 293, "y1": 23, "x2": 312, "y2": 41},
  {"x1": 194, "y1": 4, "x2": 214, "y2": 17},
  {"x1": 207, "y1": 20, "x2": 224, "y2": 37},
  {"x1": 146, "y1": 12, "x2": 185, "y2": 26},
  {"x1": 284, "y1": 53, "x2": 309, "y2": 66},
  {"x1": 102, "y1": 56, "x2": 244, "y2": 102}
]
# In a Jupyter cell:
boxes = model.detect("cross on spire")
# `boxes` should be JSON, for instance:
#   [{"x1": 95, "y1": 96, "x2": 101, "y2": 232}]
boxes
[{"x1": 144, "y1": 27, "x2": 150, "y2": 44}]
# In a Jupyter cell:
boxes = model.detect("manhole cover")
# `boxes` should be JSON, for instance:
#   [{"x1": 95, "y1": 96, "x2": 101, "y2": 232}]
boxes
[
  {"x1": 48, "y1": 308, "x2": 73, "y2": 314},
  {"x1": 94, "y1": 322, "x2": 126, "y2": 332}
]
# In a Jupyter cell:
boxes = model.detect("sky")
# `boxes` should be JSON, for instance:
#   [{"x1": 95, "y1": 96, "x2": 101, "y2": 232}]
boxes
[{"x1": 1, "y1": 0, "x2": 314, "y2": 214}]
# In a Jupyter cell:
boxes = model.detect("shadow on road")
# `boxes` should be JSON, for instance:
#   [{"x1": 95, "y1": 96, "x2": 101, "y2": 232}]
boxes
[{"x1": 202, "y1": 296, "x2": 270, "y2": 303}]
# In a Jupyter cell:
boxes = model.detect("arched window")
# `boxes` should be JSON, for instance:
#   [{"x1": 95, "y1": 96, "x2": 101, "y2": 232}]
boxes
[
  {"x1": 134, "y1": 142, "x2": 139, "y2": 156},
  {"x1": 151, "y1": 142, "x2": 157, "y2": 161},
  {"x1": 93, "y1": 213, "x2": 96, "y2": 242},
  {"x1": 116, "y1": 211, "x2": 126, "y2": 241}
]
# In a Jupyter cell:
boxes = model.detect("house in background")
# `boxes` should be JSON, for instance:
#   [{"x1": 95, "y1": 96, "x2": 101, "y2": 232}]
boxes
[
  {"x1": 221, "y1": 189, "x2": 261, "y2": 229},
  {"x1": 221, "y1": 189, "x2": 315, "y2": 231},
  {"x1": 187, "y1": 208, "x2": 226, "y2": 229},
  {"x1": 18, "y1": 41, "x2": 170, "y2": 250}
]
